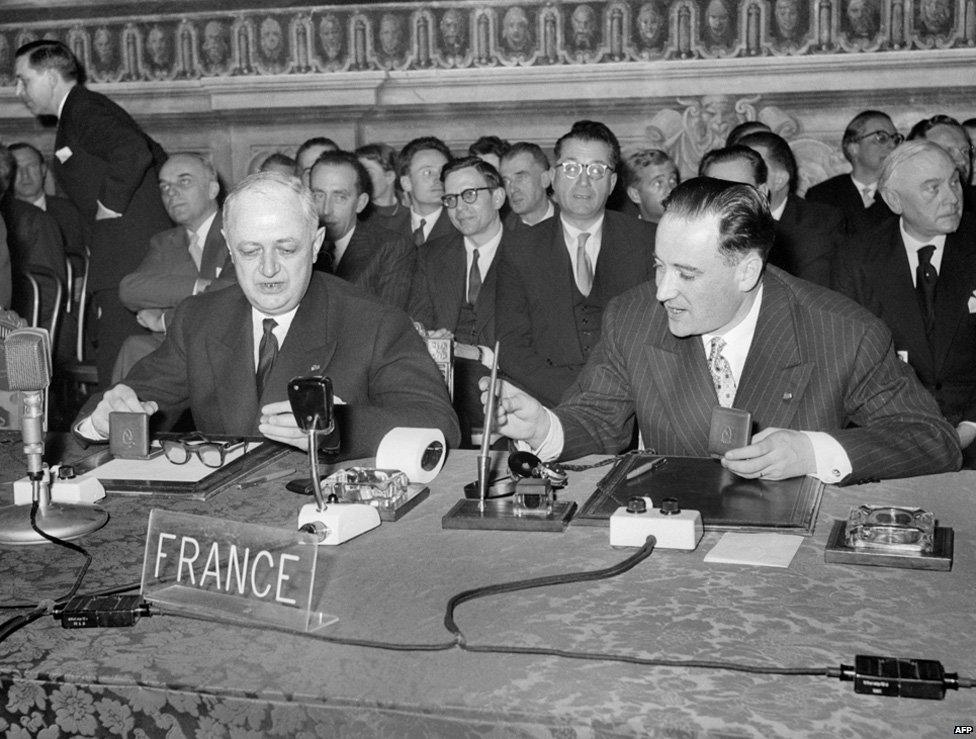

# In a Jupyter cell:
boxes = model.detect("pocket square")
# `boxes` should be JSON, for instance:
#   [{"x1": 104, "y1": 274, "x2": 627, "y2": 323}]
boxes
[
  {"x1": 968, "y1": 295, "x2": 976, "y2": 314},
  {"x1": 55, "y1": 146, "x2": 73, "y2": 163}
]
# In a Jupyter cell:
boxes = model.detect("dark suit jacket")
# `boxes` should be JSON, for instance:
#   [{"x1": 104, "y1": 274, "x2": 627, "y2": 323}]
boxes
[
  {"x1": 804, "y1": 173, "x2": 893, "y2": 235},
  {"x1": 118, "y1": 211, "x2": 234, "y2": 325},
  {"x1": 361, "y1": 201, "x2": 410, "y2": 236},
  {"x1": 1, "y1": 197, "x2": 67, "y2": 325},
  {"x1": 0, "y1": 219, "x2": 11, "y2": 310},
  {"x1": 502, "y1": 202, "x2": 558, "y2": 235},
  {"x1": 325, "y1": 221, "x2": 415, "y2": 311},
  {"x1": 407, "y1": 230, "x2": 500, "y2": 346},
  {"x1": 54, "y1": 85, "x2": 172, "y2": 292},
  {"x1": 496, "y1": 211, "x2": 656, "y2": 406},
  {"x1": 832, "y1": 215, "x2": 976, "y2": 424},
  {"x1": 45, "y1": 194, "x2": 89, "y2": 260},
  {"x1": 555, "y1": 267, "x2": 960, "y2": 482},
  {"x1": 78, "y1": 273, "x2": 460, "y2": 458},
  {"x1": 768, "y1": 194, "x2": 844, "y2": 288},
  {"x1": 401, "y1": 207, "x2": 458, "y2": 246}
]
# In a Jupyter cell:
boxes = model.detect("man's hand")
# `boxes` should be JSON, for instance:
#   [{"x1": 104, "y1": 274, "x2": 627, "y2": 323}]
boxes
[
  {"x1": 721, "y1": 427, "x2": 815, "y2": 480},
  {"x1": 90, "y1": 384, "x2": 158, "y2": 437},
  {"x1": 478, "y1": 377, "x2": 550, "y2": 449},
  {"x1": 956, "y1": 422, "x2": 976, "y2": 449},
  {"x1": 258, "y1": 400, "x2": 312, "y2": 451},
  {"x1": 136, "y1": 308, "x2": 166, "y2": 333}
]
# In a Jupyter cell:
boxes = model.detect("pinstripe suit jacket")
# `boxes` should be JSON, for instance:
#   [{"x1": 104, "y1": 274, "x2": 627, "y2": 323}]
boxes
[{"x1": 556, "y1": 266, "x2": 961, "y2": 483}]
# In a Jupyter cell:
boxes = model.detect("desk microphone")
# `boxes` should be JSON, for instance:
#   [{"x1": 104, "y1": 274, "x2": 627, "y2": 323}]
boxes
[{"x1": 0, "y1": 327, "x2": 109, "y2": 545}]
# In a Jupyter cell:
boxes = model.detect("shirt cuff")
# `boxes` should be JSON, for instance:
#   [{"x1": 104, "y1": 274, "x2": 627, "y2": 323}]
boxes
[
  {"x1": 801, "y1": 430, "x2": 852, "y2": 484},
  {"x1": 75, "y1": 415, "x2": 108, "y2": 442},
  {"x1": 478, "y1": 344, "x2": 494, "y2": 370},
  {"x1": 514, "y1": 408, "x2": 564, "y2": 462}
]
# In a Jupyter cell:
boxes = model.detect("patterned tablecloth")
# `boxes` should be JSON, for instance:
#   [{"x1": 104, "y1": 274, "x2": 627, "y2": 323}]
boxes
[{"x1": 1, "y1": 440, "x2": 974, "y2": 738}]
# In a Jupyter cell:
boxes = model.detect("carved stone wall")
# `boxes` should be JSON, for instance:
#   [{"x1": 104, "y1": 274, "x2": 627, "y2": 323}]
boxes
[{"x1": 1, "y1": 1, "x2": 973, "y2": 190}]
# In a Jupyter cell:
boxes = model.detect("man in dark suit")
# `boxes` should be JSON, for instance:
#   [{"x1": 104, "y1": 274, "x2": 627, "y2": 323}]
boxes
[
  {"x1": 0, "y1": 144, "x2": 66, "y2": 327},
  {"x1": 397, "y1": 136, "x2": 458, "y2": 246},
  {"x1": 14, "y1": 40, "x2": 172, "y2": 389},
  {"x1": 833, "y1": 140, "x2": 976, "y2": 452},
  {"x1": 75, "y1": 171, "x2": 459, "y2": 458},
  {"x1": 735, "y1": 133, "x2": 844, "y2": 288},
  {"x1": 409, "y1": 156, "x2": 508, "y2": 446},
  {"x1": 9, "y1": 142, "x2": 89, "y2": 260},
  {"x1": 309, "y1": 150, "x2": 415, "y2": 311},
  {"x1": 804, "y1": 110, "x2": 900, "y2": 233},
  {"x1": 115, "y1": 153, "x2": 234, "y2": 381},
  {"x1": 499, "y1": 142, "x2": 555, "y2": 232},
  {"x1": 497, "y1": 121, "x2": 656, "y2": 407},
  {"x1": 487, "y1": 179, "x2": 960, "y2": 483}
]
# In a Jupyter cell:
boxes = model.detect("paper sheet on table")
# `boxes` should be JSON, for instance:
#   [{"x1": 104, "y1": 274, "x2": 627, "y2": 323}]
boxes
[
  {"x1": 704, "y1": 532, "x2": 804, "y2": 568},
  {"x1": 89, "y1": 444, "x2": 258, "y2": 483}
]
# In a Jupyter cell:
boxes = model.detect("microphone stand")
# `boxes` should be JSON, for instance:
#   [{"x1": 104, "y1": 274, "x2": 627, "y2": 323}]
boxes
[
  {"x1": 477, "y1": 341, "x2": 501, "y2": 512},
  {"x1": 0, "y1": 391, "x2": 108, "y2": 545}
]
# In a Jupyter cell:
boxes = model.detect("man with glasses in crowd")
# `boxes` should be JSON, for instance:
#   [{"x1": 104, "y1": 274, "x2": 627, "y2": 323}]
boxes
[
  {"x1": 408, "y1": 156, "x2": 511, "y2": 446},
  {"x1": 496, "y1": 120, "x2": 655, "y2": 406},
  {"x1": 805, "y1": 109, "x2": 901, "y2": 233},
  {"x1": 397, "y1": 136, "x2": 459, "y2": 246},
  {"x1": 74, "y1": 171, "x2": 459, "y2": 458}
]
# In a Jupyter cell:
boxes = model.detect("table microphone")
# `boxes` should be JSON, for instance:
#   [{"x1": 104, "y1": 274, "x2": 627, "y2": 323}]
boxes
[{"x1": 0, "y1": 327, "x2": 109, "y2": 545}]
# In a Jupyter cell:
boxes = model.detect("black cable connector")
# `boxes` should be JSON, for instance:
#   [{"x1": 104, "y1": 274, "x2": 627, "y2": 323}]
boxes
[
  {"x1": 53, "y1": 594, "x2": 151, "y2": 629},
  {"x1": 837, "y1": 655, "x2": 975, "y2": 700}
]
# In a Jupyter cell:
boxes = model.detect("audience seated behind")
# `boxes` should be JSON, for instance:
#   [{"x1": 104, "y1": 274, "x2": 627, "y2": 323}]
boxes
[
  {"x1": 496, "y1": 120, "x2": 656, "y2": 407},
  {"x1": 833, "y1": 140, "x2": 976, "y2": 452},
  {"x1": 295, "y1": 136, "x2": 338, "y2": 187},
  {"x1": 356, "y1": 142, "x2": 410, "y2": 235},
  {"x1": 398, "y1": 136, "x2": 460, "y2": 246},
  {"x1": 906, "y1": 114, "x2": 976, "y2": 215},
  {"x1": 75, "y1": 171, "x2": 460, "y2": 458},
  {"x1": 408, "y1": 156, "x2": 511, "y2": 447},
  {"x1": 115, "y1": 153, "x2": 235, "y2": 382},
  {"x1": 621, "y1": 148, "x2": 679, "y2": 225},
  {"x1": 309, "y1": 151, "x2": 415, "y2": 311},
  {"x1": 499, "y1": 142, "x2": 556, "y2": 232}
]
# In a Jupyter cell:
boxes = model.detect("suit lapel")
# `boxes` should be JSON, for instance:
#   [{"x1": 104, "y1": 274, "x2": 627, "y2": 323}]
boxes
[
  {"x1": 735, "y1": 274, "x2": 813, "y2": 429},
  {"x1": 646, "y1": 329, "x2": 716, "y2": 453},
  {"x1": 474, "y1": 253, "x2": 498, "y2": 341},
  {"x1": 199, "y1": 212, "x2": 227, "y2": 280},
  {"x1": 930, "y1": 232, "x2": 975, "y2": 373},
  {"x1": 211, "y1": 292, "x2": 261, "y2": 432},
  {"x1": 874, "y1": 224, "x2": 932, "y2": 368}
]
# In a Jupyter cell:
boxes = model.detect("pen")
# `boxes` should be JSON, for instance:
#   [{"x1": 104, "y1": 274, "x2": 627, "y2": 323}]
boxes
[
  {"x1": 625, "y1": 457, "x2": 667, "y2": 481},
  {"x1": 237, "y1": 468, "x2": 298, "y2": 489}
]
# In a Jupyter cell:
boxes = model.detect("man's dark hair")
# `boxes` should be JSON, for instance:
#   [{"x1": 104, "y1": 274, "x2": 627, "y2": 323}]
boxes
[
  {"x1": 260, "y1": 151, "x2": 296, "y2": 172},
  {"x1": 698, "y1": 144, "x2": 768, "y2": 186},
  {"x1": 663, "y1": 177, "x2": 775, "y2": 263},
  {"x1": 296, "y1": 136, "x2": 339, "y2": 162},
  {"x1": 907, "y1": 114, "x2": 966, "y2": 141},
  {"x1": 841, "y1": 110, "x2": 894, "y2": 162},
  {"x1": 355, "y1": 142, "x2": 398, "y2": 173},
  {"x1": 725, "y1": 120, "x2": 771, "y2": 147},
  {"x1": 398, "y1": 136, "x2": 452, "y2": 176},
  {"x1": 737, "y1": 131, "x2": 799, "y2": 193},
  {"x1": 15, "y1": 40, "x2": 83, "y2": 83},
  {"x1": 440, "y1": 155, "x2": 503, "y2": 190},
  {"x1": 554, "y1": 120, "x2": 621, "y2": 170},
  {"x1": 310, "y1": 149, "x2": 373, "y2": 199},
  {"x1": 500, "y1": 141, "x2": 550, "y2": 170},
  {"x1": 468, "y1": 135, "x2": 510, "y2": 161},
  {"x1": 621, "y1": 148, "x2": 675, "y2": 189}
]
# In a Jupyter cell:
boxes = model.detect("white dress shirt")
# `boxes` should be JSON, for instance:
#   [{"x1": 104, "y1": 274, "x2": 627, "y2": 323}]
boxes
[
  {"x1": 899, "y1": 221, "x2": 946, "y2": 285},
  {"x1": 410, "y1": 207, "x2": 444, "y2": 242},
  {"x1": 560, "y1": 214, "x2": 605, "y2": 294}
]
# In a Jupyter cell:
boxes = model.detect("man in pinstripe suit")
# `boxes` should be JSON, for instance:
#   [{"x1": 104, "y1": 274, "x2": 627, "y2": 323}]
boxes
[{"x1": 486, "y1": 178, "x2": 960, "y2": 484}]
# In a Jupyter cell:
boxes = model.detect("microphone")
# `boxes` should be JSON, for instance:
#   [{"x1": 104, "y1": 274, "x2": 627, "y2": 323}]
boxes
[
  {"x1": 0, "y1": 328, "x2": 52, "y2": 477},
  {"x1": 0, "y1": 327, "x2": 109, "y2": 545}
]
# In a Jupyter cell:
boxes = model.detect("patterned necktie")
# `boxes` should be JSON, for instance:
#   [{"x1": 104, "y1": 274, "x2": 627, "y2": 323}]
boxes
[
  {"x1": 255, "y1": 318, "x2": 278, "y2": 400},
  {"x1": 916, "y1": 244, "x2": 938, "y2": 336},
  {"x1": 860, "y1": 185, "x2": 875, "y2": 208},
  {"x1": 188, "y1": 231, "x2": 203, "y2": 271},
  {"x1": 708, "y1": 337, "x2": 736, "y2": 408},
  {"x1": 413, "y1": 218, "x2": 427, "y2": 246},
  {"x1": 468, "y1": 248, "x2": 482, "y2": 305},
  {"x1": 576, "y1": 232, "x2": 593, "y2": 297}
]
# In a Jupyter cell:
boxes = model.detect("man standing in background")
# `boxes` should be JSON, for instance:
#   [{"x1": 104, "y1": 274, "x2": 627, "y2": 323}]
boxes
[{"x1": 14, "y1": 39, "x2": 172, "y2": 388}]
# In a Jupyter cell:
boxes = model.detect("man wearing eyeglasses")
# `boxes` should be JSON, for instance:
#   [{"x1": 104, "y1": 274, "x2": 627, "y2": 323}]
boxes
[
  {"x1": 75, "y1": 171, "x2": 460, "y2": 458},
  {"x1": 833, "y1": 140, "x2": 976, "y2": 458},
  {"x1": 397, "y1": 136, "x2": 459, "y2": 247},
  {"x1": 805, "y1": 110, "x2": 899, "y2": 234},
  {"x1": 408, "y1": 156, "x2": 511, "y2": 446},
  {"x1": 496, "y1": 120, "x2": 656, "y2": 407}
]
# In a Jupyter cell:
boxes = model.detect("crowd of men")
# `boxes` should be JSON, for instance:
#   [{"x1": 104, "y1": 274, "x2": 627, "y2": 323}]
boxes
[{"x1": 3, "y1": 39, "x2": 974, "y2": 481}]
